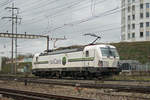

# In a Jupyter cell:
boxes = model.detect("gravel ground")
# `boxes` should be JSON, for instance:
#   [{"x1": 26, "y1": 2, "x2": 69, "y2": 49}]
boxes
[
  {"x1": 0, "y1": 98, "x2": 14, "y2": 100},
  {"x1": 0, "y1": 94, "x2": 14, "y2": 100},
  {"x1": 0, "y1": 80, "x2": 150, "y2": 100}
]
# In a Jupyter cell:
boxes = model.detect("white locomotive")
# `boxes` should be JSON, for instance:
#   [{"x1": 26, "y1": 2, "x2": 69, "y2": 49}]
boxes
[{"x1": 32, "y1": 44, "x2": 120, "y2": 79}]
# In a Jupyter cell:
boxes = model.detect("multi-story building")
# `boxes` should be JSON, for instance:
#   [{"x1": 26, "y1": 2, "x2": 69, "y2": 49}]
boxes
[
  {"x1": 121, "y1": 0, "x2": 150, "y2": 42},
  {"x1": 0, "y1": 57, "x2": 1, "y2": 71}
]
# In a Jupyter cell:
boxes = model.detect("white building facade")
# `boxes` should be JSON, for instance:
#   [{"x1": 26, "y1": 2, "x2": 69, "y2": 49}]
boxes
[
  {"x1": 0, "y1": 57, "x2": 2, "y2": 71},
  {"x1": 121, "y1": 0, "x2": 150, "y2": 42}
]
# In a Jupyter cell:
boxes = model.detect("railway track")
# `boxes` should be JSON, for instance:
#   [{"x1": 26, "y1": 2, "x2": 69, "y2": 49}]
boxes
[
  {"x1": 0, "y1": 88, "x2": 93, "y2": 100},
  {"x1": 26, "y1": 79, "x2": 150, "y2": 93},
  {"x1": 1, "y1": 74, "x2": 150, "y2": 82},
  {"x1": 0, "y1": 88, "x2": 150, "y2": 100},
  {"x1": 0, "y1": 75, "x2": 150, "y2": 94}
]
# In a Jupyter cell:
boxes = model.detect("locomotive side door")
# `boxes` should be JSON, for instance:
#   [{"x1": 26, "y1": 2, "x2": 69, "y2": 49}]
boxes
[{"x1": 84, "y1": 49, "x2": 95, "y2": 67}]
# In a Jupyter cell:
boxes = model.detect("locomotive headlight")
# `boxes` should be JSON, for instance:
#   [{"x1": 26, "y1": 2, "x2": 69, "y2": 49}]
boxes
[{"x1": 98, "y1": 60, "x2": 103, "y2": 67}]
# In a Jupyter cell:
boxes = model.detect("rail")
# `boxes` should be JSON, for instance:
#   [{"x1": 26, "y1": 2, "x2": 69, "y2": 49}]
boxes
[
  {"x1": 0, "y1": 75, "x2": 150, "y2": 93},
  {"x1": 0, "y1": 88, "x2": 93, "y2": 100}
]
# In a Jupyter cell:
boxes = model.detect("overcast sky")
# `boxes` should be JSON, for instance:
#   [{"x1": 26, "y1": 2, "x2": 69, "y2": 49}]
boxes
[{"x1": 0, "y1": 0, "x2": 121, "y2": 57}]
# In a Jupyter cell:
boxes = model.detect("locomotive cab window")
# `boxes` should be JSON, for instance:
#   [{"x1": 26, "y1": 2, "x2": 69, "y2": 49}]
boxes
[
  {"x1": 100, "y1": 47, "x2": 119, "y2": 57},
  {"x1": 86, "y1": 51, "x2": 89, "y2": 57}
]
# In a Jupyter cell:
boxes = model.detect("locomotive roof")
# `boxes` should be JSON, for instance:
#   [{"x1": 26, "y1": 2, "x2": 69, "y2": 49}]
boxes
[
  {"x1": 40, "y1": 44, "x2": 115, "y2": 56},
  {"x1": 40, "y1": 47, "x2": 83, "y2": 56}
]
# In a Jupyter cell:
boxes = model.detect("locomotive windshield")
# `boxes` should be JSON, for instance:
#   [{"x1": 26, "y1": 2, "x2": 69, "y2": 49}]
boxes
[{"x1": 100, "y1": 47, "x2": 119, "y2": 57}]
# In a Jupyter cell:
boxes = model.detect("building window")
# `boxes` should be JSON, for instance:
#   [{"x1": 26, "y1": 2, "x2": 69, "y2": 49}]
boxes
[
  {"x1": 146, "y1": 12, "x2": 149, "y2": 18},
  {"x1": 146, "y1": 3, "x2": 149, "y2": 8},
  {"x1": 128, "y1": 33, "x2": 130, "y2": 39},
  {"x1": 140, "y1": 4, "x2": 143, "y2": 9},
  {"x1": 132, "y1": 15, "x2": 135, "y2": 20},
  {"x1": 140, "y1": 22, "x2": 143, "y2": 28},
  {"x1": 146, "y1": 31, "x2": 150, "y2": 37},
  {"x1": 140, "y1": 13, "x2": 143, "y2": 19},
  {"x1": 128, "y1": 24, "x2": 130, "y2": 29},
  {"x1": 128, "y1": 6, "x2": 130, "y2": 12},
  {"x1": 146, "y1": 22, "x2": 150, "y2": 27},
  {"x1": 132, "y1": 24, "x2": 135, "y2": 29},
  {"x1": 128, "y1": 15, "x2": 130, "y2": 20},
  {"x1": 132, "y1": 33, "x2": 135, "y2": 38},
  {"x1": 140, "y1": 32, "x2": 144, "y2": 37},
  {"x1": 132, "y1": 0, "x2": 135, "y2": 3},
  {"x1": 132, "y1": 5, "x2": 135, "y2": 11}
]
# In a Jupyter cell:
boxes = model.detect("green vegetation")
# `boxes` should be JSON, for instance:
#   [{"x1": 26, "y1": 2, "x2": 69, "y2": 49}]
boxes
[
  {"x1": 112, "y1": 41, "x2": 150, "y2": 64},
  {"x1": 1, "y1": 62, "x2": 32, "y2": 74},
  {"x1": 1, "y1": 54, "x2": 33, "y2": 74},
  {"x1": 18, "y1": 62, "x2": 32, "y2": 71},
  {"x1": 1, "y1": 56, "x2": 32, "y2": 74},
  {"x1": 1, "y1": 63, "x2": 12, "y2": 74}
]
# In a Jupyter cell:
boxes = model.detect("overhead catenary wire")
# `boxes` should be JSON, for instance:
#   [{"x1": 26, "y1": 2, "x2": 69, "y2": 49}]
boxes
[
  {"x1": 0, "y1": 0, "x2": 105, "y2": 31},
  {"x1": 22, "y1": 1, "x2": 117, "y2": 34},
  {"x1": 20, "y1": 0, "x2": 60, "y2": 14},
  {"x1": 45, "y1": 7, "x2": 119, "y2": 34},
  {"x1": 0, "y1": 0, "x2": 13, "y2": 8},
  {"x1": 1, "y1": 0, "x2": 119, "y2": 33},
  {"x1": 0, "y1": 0, "x2": 105, "y2": 27},
  {"x1": 24, "y1": 2, "x2": 118, "y2": 34},
  {"x1": 8, "y1": 0, "x2": 119, "y2": 41},
  {"x1": 44, "y1": 0, "x2": 141, "y2": 34},
  {"x1": 22, "y1": 0, "x2": 89, "y2": 24},
  {"x1": 22, "y1": 0, "x2": 106, "y2": 24},
  {"x1": 22, "y1": 0, "x2": 140, "y2": 26}
]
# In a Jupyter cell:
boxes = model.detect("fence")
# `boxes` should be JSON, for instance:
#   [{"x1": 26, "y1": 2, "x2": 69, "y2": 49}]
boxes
[{"x1": 119, "y1": 60, "x2": 150, "y2": 71}]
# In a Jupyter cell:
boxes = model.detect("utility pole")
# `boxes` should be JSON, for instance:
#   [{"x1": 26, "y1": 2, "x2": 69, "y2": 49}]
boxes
[
  {"x1": 15, "y1": 14, "x2": 21, "y2": 74},
  {"x1": 15, "y1": 15, "x2": 17, "y2": 75},
  {"x1": 47, "y1": 36, "x2": 49, "y2": 51},
  {"x1": 0, "y1": 32, "x2": 66, "y2": 52},
  {"x1": 53, "y1": 37, "x2": 66, "y2": 49},
  {"x1": 15, "y1": 15, "x2": 21, "y2": 74},
  {"x1": 2, "y1": 3, "x2": 21, "y2": 74},
  {"x1": 45, "y1": 36, "x2": 67, "y2": 51}
]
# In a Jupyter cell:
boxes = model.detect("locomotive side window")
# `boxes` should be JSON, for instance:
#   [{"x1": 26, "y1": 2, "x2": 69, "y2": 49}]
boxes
[{"x1": 86, "y1": 51, "x2": 89, "y2": 57}]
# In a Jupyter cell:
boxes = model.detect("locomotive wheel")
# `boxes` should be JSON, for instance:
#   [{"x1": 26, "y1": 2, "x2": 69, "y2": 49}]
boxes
[
  {"x1": 73, "y1": 73, "x2": 78, "y2": 80},
  {"x1": 56, "y1": 72, "x2": 62, "y2": 79}
]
